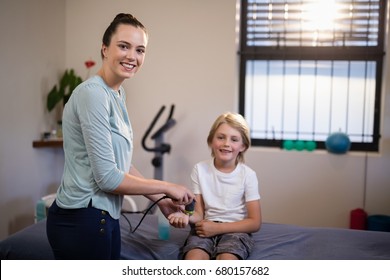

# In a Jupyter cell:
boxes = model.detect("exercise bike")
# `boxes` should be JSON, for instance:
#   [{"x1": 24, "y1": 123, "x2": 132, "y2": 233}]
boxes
[{"x1": 141, "y1": 104, "x2": 176, "y2": 214}]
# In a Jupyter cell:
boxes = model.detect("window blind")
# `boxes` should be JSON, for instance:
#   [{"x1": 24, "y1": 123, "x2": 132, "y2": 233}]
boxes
[{"x1": 245, "y1": 0, "x2": 383, "y2": 48}]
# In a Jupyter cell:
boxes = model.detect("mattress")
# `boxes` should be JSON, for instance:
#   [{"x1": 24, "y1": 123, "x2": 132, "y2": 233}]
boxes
[{"x1": 1, "y1": 213, "x2": 390, "y2": 260}]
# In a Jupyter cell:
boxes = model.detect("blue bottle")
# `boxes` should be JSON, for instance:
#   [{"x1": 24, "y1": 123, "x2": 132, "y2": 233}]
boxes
[
  {"x1": 35, "y1": 199, "x2": 46, "y2": 223},
  {"x1": 157, "y1": 209, "x2": 170, "y2": 240}
]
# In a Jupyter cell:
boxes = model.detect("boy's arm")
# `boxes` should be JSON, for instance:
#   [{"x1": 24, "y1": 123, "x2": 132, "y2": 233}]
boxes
[
  {"x1": 194, "y1": 200, "x2": 262, "y2": 238},
  {"x1": 188, "y1": 194, "x2": 204, "y2": 224},
  {"x1": 168, "y1": 194, "x2": 204, "y2": 228}
]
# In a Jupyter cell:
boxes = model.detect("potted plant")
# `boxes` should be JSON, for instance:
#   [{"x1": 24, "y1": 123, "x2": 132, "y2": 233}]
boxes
[
  {"x1": 46, "y1": 69, "x2": 82, "y2": 112},
  {"x1": 46, "y1": 60, "x2": 96, "y2": 112}
]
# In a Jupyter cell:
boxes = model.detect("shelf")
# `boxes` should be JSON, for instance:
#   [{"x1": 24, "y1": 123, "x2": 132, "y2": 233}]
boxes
[{"x1": 32, "y1": 139, "x2": 63, "y2": 148}]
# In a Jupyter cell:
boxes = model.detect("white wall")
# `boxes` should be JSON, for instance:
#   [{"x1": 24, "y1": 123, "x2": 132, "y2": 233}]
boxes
[
  {"x1": 0, "y1": 0, "x2": 66, "y2": 240},
  {"x1": 0, "y1": 0, "x2": 389, "y2": 241}
]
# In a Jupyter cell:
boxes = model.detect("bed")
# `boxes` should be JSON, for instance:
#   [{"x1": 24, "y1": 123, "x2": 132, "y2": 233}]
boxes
[{"x1": 1, "y1": 213, "x2": 390, "y2": 260}]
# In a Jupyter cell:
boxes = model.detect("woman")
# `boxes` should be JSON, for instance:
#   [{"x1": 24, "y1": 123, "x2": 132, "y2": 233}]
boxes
[{"x1": 46, "y1": 13, "x2": 194, "y2": 260}]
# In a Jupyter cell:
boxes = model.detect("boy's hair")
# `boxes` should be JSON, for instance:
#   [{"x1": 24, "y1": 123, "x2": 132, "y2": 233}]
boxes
[
  {"x1": 207, "y1": 112, "x2": 251, "y2": 163},
  {"x1": 101, "y1": 13, "x2": 148, "y2": 58}
]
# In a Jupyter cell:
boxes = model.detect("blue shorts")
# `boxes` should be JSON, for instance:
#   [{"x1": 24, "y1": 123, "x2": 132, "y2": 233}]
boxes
[{"x1": 181, "y1": 228, "x2": 254, "y2": 259}]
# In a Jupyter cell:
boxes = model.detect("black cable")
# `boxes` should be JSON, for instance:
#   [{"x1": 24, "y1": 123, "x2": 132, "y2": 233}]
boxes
[
  {"x1": 121, "y1": 195, "x2": 169, "y2": 233},
  {"x1": 121, "y1": 196, "x2": 196, "y2": 234},
  {"x1": 121, "y1": 212, "x2": 133, "y2": 232}
]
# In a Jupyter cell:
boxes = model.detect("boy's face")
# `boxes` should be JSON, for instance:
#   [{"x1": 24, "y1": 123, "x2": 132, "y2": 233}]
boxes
[{"x1": 211, "y1": 123, "x2": 246, "y2": 167}]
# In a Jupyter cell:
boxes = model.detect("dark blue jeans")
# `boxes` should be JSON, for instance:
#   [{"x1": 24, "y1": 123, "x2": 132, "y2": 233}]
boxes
[{"x1": 46, "y1": 200, "x2": 121, "y2": 260}]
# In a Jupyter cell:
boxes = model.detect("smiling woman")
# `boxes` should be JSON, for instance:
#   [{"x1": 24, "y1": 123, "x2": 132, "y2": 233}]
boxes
[
  {"x1": 45, "y1": 13, "x2": 194, "y2": 260},
  {"x1": 98, "y1": 23, "x2": 148, "y2": 89}
]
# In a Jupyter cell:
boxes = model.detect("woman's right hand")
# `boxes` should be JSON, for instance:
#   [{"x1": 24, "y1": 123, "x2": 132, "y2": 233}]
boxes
[
  {"x1": 157, "y1": 184, "x2": 194, "y2": 219},
  {"x1": 165, "y1": 183, "x2": 195, "y2": 205}
]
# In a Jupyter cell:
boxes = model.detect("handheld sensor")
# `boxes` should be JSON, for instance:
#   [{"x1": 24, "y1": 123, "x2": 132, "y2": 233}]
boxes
[{"x1": 184, "y1": 200, "x2": 196, "y2": 216}]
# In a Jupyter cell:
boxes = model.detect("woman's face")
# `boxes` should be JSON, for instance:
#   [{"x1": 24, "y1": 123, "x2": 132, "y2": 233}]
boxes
[{"x1": 102, "y1": 24, "x2": 148, "y2": 82}]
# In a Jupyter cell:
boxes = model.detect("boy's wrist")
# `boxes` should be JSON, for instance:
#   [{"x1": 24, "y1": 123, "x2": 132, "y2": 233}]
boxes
[{"x1": 184, "y1": 210, "x2": 194, "y2": 216}]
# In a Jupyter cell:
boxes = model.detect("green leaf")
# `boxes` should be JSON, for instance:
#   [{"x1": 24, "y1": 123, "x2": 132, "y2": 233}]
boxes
[
  {"x1": 46, "y1": 85, "x2": 63, "y2": 111},
  {"x1": 46, "y1": 68, "x2": 83, "y2": 110}
]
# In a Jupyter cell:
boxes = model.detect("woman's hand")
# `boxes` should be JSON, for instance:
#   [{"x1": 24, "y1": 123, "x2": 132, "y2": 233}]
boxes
[
  {"x1": 157, "y1": 197, "x2": 182, "y2": 218},
  {"x1": 165, "y1": 184, "x2": 195, "y2": 205}
]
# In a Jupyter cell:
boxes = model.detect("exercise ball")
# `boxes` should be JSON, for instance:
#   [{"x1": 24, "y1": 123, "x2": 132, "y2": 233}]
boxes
[
  {"x1": 305, "y1": 141, "x2": 317, "y2": 152},
  {"x1": 325, "y1": 132, "x2": 351, "y2": 154},
  {"x1": 295, "y1": 140, "x2": 305, "y2": 151},
  {"x1": 283, "y1": 140, "x2": 294, "y2": 150}
]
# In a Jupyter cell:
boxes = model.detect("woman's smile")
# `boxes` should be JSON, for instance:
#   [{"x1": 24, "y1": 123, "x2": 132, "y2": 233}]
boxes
[{"x1": 120, "y1": 62, "x2": 136, "y2": 71}]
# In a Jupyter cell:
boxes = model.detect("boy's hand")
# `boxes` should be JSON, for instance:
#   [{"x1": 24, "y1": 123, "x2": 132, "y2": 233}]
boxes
[
  {"x1": 168, "y1": 211, "x2": 190, "y2": 228},
  {"x1": 194, "y1": 220, "x2": 220, "y2": 237}
]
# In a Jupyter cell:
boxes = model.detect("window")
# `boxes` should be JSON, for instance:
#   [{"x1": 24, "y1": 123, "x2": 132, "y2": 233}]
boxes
[{"x1": 239, "y1": 0, "x2": 386, "y2": 151}]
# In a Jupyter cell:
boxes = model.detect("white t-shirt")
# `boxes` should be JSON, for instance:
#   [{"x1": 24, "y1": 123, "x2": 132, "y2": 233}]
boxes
[{"x1": 191, "y1": 159, "x2": 260, "y2": 223}]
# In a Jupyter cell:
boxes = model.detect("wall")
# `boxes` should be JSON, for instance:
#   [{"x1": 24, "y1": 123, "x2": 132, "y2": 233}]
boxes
[
  {"x1": 0, "y1": 0, "x2": 389, "y2": 241},
  {"x1": 0, "y1": 0, "x2": 66, "y2": 240}
]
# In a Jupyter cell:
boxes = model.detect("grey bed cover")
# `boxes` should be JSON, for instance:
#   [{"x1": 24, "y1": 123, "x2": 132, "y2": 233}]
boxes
[{"x1": 1, "y1": 213, "x2": 389, "y2": 260}]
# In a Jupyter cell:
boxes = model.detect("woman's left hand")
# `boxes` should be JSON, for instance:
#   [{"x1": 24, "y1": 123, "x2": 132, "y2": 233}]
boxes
[{"x1": 157, "y1": 197, "x2": 183, "y2": 218}]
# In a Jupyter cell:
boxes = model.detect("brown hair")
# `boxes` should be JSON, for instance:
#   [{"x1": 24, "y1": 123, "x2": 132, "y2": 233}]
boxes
[{"x1": 101, "y1": 13, "x2": 148, "y2": 58}]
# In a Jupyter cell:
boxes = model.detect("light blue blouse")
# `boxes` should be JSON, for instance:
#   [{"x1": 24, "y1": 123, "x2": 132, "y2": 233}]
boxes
[{"x1": 55, "y1": 75, "x2": 133, "y2": 219}]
